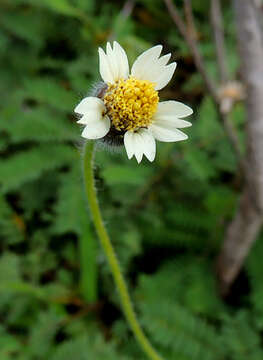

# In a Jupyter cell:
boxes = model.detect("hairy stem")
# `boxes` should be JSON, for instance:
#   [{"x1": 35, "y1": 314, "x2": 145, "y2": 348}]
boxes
[
  {"x1": 83, "y1": 141, "x2": 164, "y2": 360},
  {"x1": 79, "y1": 218, "x2": 97, "y2": 303}
]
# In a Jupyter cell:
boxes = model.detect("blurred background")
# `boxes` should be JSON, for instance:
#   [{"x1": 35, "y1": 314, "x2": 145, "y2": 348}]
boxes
[{"x1": 1, "y1": 0, "x2": 263, "y2": 359}]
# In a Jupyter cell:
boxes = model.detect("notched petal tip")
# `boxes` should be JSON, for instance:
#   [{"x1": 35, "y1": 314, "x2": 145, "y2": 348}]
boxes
[
  {"x1": 76, "y1": 116, "x2": 85, "y2": 124},
  {"x1": 113, "y1": 40, "x2": 122, "y2": 49},
  {"x1": 131, "y1": 44, "x2": 164, "y2": 79},
  {"x1": 154, "y1": 62, "x2": 177, "y2": 90},
  {"x1": 124, "y1": 131, "x2": 135, "y2": 160},
  {"x1": 151, "y1": 44, "x2": 163, "y2": 54},
  {"x1": 124, "y1": 129, "x2": 156, "y2": 163},
  {"x1": 135, "y1": 154, "x2": 143, "y2": 163},
  {"x1": 176, "y1": 119, "x2": 192, "y2": 128},
  {"x1": 98, "y1": 47, "x2": 115, "y2": 84},
  {"x1": 98, "y1": 47, "x2": 104, "y2": 56},
  {"x1": 81, "y1": 115, "x2": 110, "y2": 140},
  {"x1": 99, "y1": 41, "x2": 129, "y2": 82},
  {"x1": 186, "y1": 107, "x2": 193, "y2": 117},
  {"x1": 131, "y1": 44, "x2": 177, "y2": 88},
  {"x1": 158, "y1": 53, "x2": 172, "y2": 67}
]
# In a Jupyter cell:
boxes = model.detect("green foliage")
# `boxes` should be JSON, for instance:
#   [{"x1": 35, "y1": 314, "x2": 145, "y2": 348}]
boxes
[
  {"x1": 50, "y1": 334, "x2": 132, "y2": 360},
  {"x1": 0, "y1": 144, "x2": 77, "y2": 193},
  {"x1": 0, "y1": 0, "x2": 261, "y2": 359},
  {"x1": 0, "y1": 195, "x2": 24, "y2": 244},
  {"x1": 221, "y1": 311, "x2": 263, "y2": 360},
  {"x1": 131, "y1": 259, "x2": 263, "y2": 360}
]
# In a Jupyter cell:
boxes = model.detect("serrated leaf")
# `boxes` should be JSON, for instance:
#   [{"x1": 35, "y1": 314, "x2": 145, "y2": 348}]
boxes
[{"x1": 0, "y1": 144, "x2": 78, "y2": 193}]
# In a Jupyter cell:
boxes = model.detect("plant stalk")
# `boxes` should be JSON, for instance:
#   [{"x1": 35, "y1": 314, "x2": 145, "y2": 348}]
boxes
[
  {"x1": 83, "y1": 140, "x2": 164, "y2": 360},
  {"x1": 79, "y1": 218, "x2": 97, "y2": 303}
]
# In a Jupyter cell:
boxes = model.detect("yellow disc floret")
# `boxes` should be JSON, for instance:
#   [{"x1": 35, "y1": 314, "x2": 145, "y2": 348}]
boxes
[{"x1": 103, "y1": 77, "x2": 159, "y2": 131}]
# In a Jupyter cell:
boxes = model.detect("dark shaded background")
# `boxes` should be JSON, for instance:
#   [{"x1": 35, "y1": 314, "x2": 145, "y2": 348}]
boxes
[{"x1": 0, "y1": 0, "x2": 262, "y2": 359}]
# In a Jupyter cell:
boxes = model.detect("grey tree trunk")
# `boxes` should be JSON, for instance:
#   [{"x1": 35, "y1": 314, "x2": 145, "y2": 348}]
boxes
[{"x1": 216, "y1": 0, "x2": 263, "y2": 295}]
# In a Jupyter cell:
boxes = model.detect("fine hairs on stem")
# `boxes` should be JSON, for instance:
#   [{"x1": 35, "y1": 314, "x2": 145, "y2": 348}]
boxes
[{"x1": 82, "y1": 140, "x2": 164, "y2": 360}]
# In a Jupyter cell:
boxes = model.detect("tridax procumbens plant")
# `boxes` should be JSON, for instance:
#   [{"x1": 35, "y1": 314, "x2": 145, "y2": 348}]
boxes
[{"x1": 75, "y1": 42, "x2": 193, "y2": 360}]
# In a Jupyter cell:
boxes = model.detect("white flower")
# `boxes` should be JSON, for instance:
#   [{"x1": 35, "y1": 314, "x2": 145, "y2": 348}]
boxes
[{"x1": 74, "y1": 41, "x2": 193, "y2": 163}]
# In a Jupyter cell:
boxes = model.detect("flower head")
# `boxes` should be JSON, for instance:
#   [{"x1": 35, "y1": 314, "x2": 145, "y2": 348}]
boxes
[{"x1": 75, "y1": 41, "x2": 193, "y2": 163}]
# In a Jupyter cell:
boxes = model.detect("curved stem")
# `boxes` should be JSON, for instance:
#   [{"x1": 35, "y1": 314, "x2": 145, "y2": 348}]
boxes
[{"x1": 83, "y1": 141, "x2": 164, "y2": 360}]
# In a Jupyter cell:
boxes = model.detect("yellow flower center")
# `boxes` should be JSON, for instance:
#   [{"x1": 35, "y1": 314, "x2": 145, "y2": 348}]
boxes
[{"x1": 103, "y1": 77, "x2": 159, "y2": 131}]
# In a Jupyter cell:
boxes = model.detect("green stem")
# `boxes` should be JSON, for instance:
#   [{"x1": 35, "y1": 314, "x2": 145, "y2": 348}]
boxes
[
  {"x1": 83, "y1": 141, "x2": 164, "y2": 360},
  {"x1": 79, "y1": 218, "x2": 97, "y2": 303}
]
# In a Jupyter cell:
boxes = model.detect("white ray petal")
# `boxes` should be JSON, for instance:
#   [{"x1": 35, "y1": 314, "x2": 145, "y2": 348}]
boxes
[
  {"x1": 155, "y1": 101, "x2": 193, "y2": 118},
  {"x1": 124, "y1": 131, "x2": 135, "y2": 159},
  {"x1": 157, "y1": 53, "x2": 171, "y2": 67},
  {"x1": 74, "y1": 97, "x2": 105, "y2": 115},
  {"x1": 77, "y1": 110, "x2": 103, "y2": 125},
  {"x1": 131, "y1": 45, "x2": 177, "y2": 88},
  {"x1": 106, "y1": 42, "x2": 119, "y2": 81},
  {"x1": 124, "y1": 129, "x2": 156, "y2": 163},
  {"x1": 113, "y1": 41, "x2": 129, "y2": 80},
  {"x1": 131, "y1": 45, "x2": 163, "y2": 79},
  {"x1": 98, "y1": 47, "x2": 114, "y2": 84},
  {"x1": 152, "y1": 115, "x2": 192, "y2": 129},
  {"x1": 81, "y1": 115, "x2": 110, "y2": 140},
  {"x1": 149, "y1": 123, "x2": 188, "y2": 142},
  {"x1": 139, "y1": 129, "x2": 156, "y2": 162},
  {"x1": 154, "y1": 62, "x2": 177, "y2": 90},
  {"x1": 134, "y1": 134, "x2": 144, "y2": 163},
  {"x1": 99, "y1": 42, "x2": 129, "y2": 83}
]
